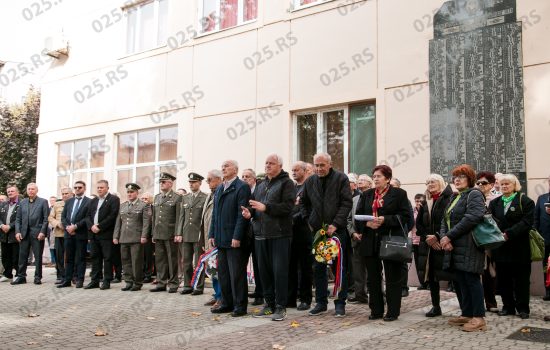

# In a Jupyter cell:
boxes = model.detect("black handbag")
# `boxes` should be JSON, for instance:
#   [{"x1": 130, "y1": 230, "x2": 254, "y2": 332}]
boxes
[{"x1": 379, "y1": 215, "x2": 413, "y2": 263}]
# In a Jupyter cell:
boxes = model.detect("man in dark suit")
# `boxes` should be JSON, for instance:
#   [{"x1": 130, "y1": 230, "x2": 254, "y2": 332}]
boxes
[
  {"x1": 0, "y1": 185, "x2": 21, "y2": 282},
  {"x1": 58, "y1": 181, "x2": 91, "y2": 288},
  {"x1": 535, "y1": 176, "x2": 550, "y2": 301},
  {"x1": 12, "y1": 183, "x2": 49, "y2": 285},
  {"x1": 209, "y1": 160, "x2": 251, "y2": 317},
  {"x1": 85, "y1": 180, "x2": 120, "y2": 290}
]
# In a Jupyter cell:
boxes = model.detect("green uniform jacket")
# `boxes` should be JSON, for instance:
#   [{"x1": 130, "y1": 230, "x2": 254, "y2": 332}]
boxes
[
  {"x1": 152, "y1": 190, "x2": 182, "y2": 240},
  {"x1": 177, "y1": 191, "x2": 207, "y2": 243},
  {"x1": 113, "y1": 200, "x2": 151, "y2": 244}
]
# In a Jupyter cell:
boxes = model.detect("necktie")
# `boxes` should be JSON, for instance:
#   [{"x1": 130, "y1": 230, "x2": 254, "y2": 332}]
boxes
[{"x1": 71, "y1": 197, "x2": 82, "y2": 223}]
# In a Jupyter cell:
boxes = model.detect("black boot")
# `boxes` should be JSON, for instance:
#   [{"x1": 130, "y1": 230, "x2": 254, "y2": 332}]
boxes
[{"x1": 543, "y1": 288, "x2": 550, "y2": 301}]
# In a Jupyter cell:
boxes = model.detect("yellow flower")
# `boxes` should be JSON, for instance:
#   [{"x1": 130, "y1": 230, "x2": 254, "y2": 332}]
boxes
[
  {"x1": 320, "y1": 229, "x2": 326, "y2": 236},
  {"x1": 315, "y1": 255, "x2": 324, "y2": 263}
]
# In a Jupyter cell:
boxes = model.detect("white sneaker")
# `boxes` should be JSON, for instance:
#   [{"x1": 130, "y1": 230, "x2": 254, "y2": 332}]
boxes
[{"x1": 0, "y1": 276, "x2": 10, "y2": 282}]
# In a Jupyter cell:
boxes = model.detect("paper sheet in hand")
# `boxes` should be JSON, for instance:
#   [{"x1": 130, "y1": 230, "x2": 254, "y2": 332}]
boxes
[{"x1": 355, "y1": 215, "x2": 375, "y2": 222}]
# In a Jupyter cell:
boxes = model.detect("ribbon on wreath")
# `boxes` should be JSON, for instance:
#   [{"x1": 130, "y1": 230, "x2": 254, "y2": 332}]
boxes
[
  {"x1": 191, "y1": 247, "x2": 218, "y2": 290},
  {"x1": 331, "y1": 237, "x2": 344, "y2": 297}
]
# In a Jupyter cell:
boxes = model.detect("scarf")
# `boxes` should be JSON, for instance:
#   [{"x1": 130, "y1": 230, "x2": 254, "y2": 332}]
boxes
[
  {"x1": 501, "y1": 192, "x2": 517, "y2": 206},
  {"x1": 431, "y1": 192, "x2": 441, "y2": 202},
  {"x1": 372, "y1": 185, "x2": 389, "y2": 217}
]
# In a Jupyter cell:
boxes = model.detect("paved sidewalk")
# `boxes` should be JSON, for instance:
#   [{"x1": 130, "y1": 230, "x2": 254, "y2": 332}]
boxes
[{"x1": 0, "y1": 267, "x2": 548, "y2": 349}]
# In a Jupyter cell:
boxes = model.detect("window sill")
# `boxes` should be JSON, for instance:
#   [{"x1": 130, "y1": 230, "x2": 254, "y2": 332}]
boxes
[
  {"x1": 289, "y1": 0, "x2": 335, "y2": 12},
  {"x1": 195, "y1": 19, "x2": 257, "y2": 40}
]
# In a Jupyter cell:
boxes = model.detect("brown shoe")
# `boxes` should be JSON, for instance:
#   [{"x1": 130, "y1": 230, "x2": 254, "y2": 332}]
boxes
[
  {"x1": 448, "y1": 316, "x2": 472, "y2": 326},
  {"x1": 462, "y1": 317, "x2": 487, "y2": 332},
  {"x1": 204, "y1": 298, "x2": 217, "y2": 306}
]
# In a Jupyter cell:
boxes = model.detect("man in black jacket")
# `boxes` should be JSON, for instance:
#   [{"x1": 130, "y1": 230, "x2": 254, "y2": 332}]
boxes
[
  {"x1": 0, "y1": 186, "x2": 20, "y2": 282},
  {"x1": 242, "y1": 154, "x2": 295, "y2": 321},
  {"x1": 85, "y1": 180, "x2": 120, "y2": 290},
  {"x1": 58, "y1": 181, "x2": 91, "y2": 288},
  {"x1": 301, "y1": 153, "x2": 352, "y2": 317}
]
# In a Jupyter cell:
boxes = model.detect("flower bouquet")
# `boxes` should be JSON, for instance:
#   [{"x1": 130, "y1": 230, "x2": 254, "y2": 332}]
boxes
[{"x1": 311, "y1": 224, "x2": 343, "y2": 297}]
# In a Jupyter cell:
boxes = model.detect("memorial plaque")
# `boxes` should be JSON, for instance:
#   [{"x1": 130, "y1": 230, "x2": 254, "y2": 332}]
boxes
[{"x1": 429, "y1": 0, "x2": 526, "y2": 183}]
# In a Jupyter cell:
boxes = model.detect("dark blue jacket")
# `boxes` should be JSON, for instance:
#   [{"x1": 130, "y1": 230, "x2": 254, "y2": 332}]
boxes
[
  {"x1": 534, "y1": 192, "x2": 550, "y2": 244},
  {"x1": 208, "y1": 178, "x2": 251, "y2": 248},
  {"x1": 61, "y1": 196, "x2": 91, "y2": 240}
]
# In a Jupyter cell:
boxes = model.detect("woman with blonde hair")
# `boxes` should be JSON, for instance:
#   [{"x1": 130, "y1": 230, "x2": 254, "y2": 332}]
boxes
[
  {"x1": 416, "y1": 174, "x2": 454, "y2": 317},
  {"x1": 488, "y1": 174, "x2": 534, "y2": 319}
]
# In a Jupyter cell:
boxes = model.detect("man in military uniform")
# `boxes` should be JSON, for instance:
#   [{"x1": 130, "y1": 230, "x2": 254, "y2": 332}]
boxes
[
  {"x1": 150, "y1": 173, "x2": 182, "y2": 293},
  {"x1": 177, "y1": 172, "x2": 208, "y2": 295},
  {"x1": 113, "y1": 183, "x2": 151, "y2": 291}
]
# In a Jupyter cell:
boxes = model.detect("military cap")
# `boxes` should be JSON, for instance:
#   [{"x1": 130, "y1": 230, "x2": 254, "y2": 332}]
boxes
[
  {"x1": 125, "y1": 183, "x2": 141, "y2": 192},
  {"x1": 188, "y1": 172, "x2": 204, "y2": 182},
  {"x1": 159, "y1": 172, "x2": 176, "y2": 182}
]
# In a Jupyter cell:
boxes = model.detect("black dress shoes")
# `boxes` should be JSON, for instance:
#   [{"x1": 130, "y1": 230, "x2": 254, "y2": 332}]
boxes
[
  {"x1": 297, "y1": 302, "x2": 311, "y2": 311},
  {"x1": 34, "y1": 279, "x2": 42, "y2": 285},
  {"x1": 369, "y1": 314, "x2": 383, "y2": 320},
  {"x1": 130, "y1": 285, "x2": 142, "y2": 291},
  {"x1": 191, "y1": 290, "x2": 203, "y2": 296},
  {"x1": 518, "y1": 312, "x2": 529, "y2": 319},
  {"x1": 425, "y1": 307, "x2": 442, "y2": 317},
  {"x1": 211, "y1": 305, "x2": 233, "y2": 314},
  {"x1": 100, "y1": 282, "x2": 110, "y2": 290},
  {"x1": 111, "y1": 278, "x2": 122, "y2": 284},
  {"x1": 57, "y1": 281, "x2": 72, "y2": 288},
  {"x1": 383, "y1": 315, "x2": 398, "y2": 322},
  {"x1": 168, "y1": 287, "x2": 178, "y2": 293},
  {"x1": 84, "y1": 281, "x2": 99, "y2": 289},
  {"x1": 498, "y1": 309, "x2": 516, "y2": 316},
  {"x1": 231, "y1": 310, "x2": 247, "y2": 317},
  {"x1": 55, "y1": 279, "x2": 63, "y2": 285},
  {"x1": 11, "y1": 277, "x2": 27, "y2": 285},
  {"x1": 75, "y1": 281, "x2": 84, "y2": 288},
  {"x1": 121, "y1": 284, "x2": 133, "y2": 291},
  {"x1": 150, "y1": 286, "x2": 167, "y2": 292},
  {"x1": 180, "y1": 288, "x2": 193, "y2": 295}
]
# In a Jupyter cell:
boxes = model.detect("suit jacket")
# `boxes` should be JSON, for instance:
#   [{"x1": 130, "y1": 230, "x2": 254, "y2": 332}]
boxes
[
  {"x1": 201, "y1": 193, "x2": 214, "y2": 249},
  {"x1": 208, "y1": 178, "x2": 251, "y2": 249},
  {"x1": 0, "y1": 200, "x2": 19, "y2": 243},
  {"x1": 534, "y1": 192, "x2": 550, "y2": 243},
  {"x1": 48, "y1": 200, "x2": 66, "y2": 238},
  {"x1": 355, "y1": 186, "x2": 412, "y2": 257},
  {"x1": 113, "y1": 200, "x2": 151, "y2": 244},
  {"x1": 152, "y1": 190, "x2": 182, "y2": 240},
  {"x1": 86, "y1": 193, "x2": 120, "y2": 240},
  {"x1": 61, "y1": 196, "x2": 91, "y2": 240},
  {"x1": 177, "y1": 191, "x2": 207, "y2": 243},
  {"x1": 15, "y1": 197, "x2": 49, "y2": 239}
]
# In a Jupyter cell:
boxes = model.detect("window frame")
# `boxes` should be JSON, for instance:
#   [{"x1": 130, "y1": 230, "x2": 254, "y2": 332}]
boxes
[
  {"x1": 197, "y1": 0, "x2": 258, "y2": 37},
  {"x1": 290, "y1": 0, "x2": 334, "y2": 12},
  {"x1": 56, "y1": 137, "x2": 106, "y2": 196},
  {"x1": 114, "y1": 126, "x2": 178, "y2": 195},
  {"x1": 124, "y1": 0, "x2": 168, "y2": 55}
]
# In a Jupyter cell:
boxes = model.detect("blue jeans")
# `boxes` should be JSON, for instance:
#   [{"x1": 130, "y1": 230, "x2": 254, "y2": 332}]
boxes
[
  {"x1": 50, "y1": 249, "x2": 56, "y2": 264},
  {"x1": 212, "y1": 277, "x2": 221, "y2": 300},
  {"x1": 313, "y1": 231, "x2": 349, "y2": 306}
]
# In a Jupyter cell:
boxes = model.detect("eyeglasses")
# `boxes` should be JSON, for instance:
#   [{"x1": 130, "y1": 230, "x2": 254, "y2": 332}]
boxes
[
  {"x1": 476, "y1": 181, "x2": 489, "y2": 186},
  {"x1": 73, "y1": 186, "x2": 83, "y2": 190},
  {"x1": 452, "y1": 175, "x2": 468, "y2": 181}
]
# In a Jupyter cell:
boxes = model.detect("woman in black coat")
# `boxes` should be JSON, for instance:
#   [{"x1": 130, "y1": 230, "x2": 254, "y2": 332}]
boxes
[
  {"x1": 416, "y1": 174, "x2": 453, "y2": 317},
  {"x1": 488, "y1": 174, "x2": 534, "y2": 319},
  {"x1": 355, "y1": 165, "x2": 412, "y2": 322},
  {"x1": 440, "y1": 164, "x2": 486, "y2": 332}
]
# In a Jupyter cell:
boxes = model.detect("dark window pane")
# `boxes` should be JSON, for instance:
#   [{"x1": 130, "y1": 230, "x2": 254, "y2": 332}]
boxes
[
  {"x1": 349, "y1": 104, "x2": 376, "y2": 174},
  {"x1": 297, "y1": 114, "x2": 317, "y2": 164},
  {"x1": 323, "y1": 110, "x2": 344, "y2": 172}
]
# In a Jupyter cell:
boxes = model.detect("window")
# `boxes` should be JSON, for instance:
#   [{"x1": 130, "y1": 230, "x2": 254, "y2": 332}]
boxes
[
  {"x1": 199, "y1": 0, "x2": 257, "y2": 34},
  {"x1": 294, "y1": 103, "x2": 376, "y2": 173},
  {"x1": 126, "y1": 0, "x2": 168, "y2": 55},
  {"x1": 291, "y1": 0, "x2": 333, "y2": 11},
  {"x1": 56, "y1": 137, "x2": 107, "y2": 196},
  {"x1": 115, "y1": 126, "x2": 178, "y2": 195}
]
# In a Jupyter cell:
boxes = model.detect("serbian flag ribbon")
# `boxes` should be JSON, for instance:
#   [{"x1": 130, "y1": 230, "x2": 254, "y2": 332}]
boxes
[
  {"x1": 331, "y1": 237, "x2": 344, "y2": 298},
  {"x1": 191, "y1": 247, "x2": 218, "y2": 290}
]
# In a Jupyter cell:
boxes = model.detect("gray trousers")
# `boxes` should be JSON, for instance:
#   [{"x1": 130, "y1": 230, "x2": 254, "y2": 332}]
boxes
[
  {"x1": 352, "y1": 240, "x2": 368, "y2": 298},
  {"x1": 155, "y1": 239, "x2": 179, "y2": 289},
  {"x1": 121, "y1": 243, "x2": 144, "y2": 287}
]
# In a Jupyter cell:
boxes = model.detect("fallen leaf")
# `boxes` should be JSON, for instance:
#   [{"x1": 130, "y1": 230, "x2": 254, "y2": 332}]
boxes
[
  {"x1": 423, "y1": 335, "x2": 433, "y2": 339},
  {"x1": 521, "y1": 328, "x2": 531, "y2": 333},
  {"x1": 212, "y1": 316, "x2": 221, "y2": 322},
  {"x1": 342, "y1": 322, "x2": 351, "y2": 327},
  {"x1": 251, "y1": 308, "x2": 260, "y2": 313},
  {"x1": 146, "y1": 316, "x2": 156, "y2": 320},
  {"x1": 290, "y1": 320, "x2": 300, "y2": 328},
  {"x1": 316, "y1": 330, "x2": 327, "y2": 334},
  {"x1": 42, "y1": 334, "x2": 54, "y2": 338},
  {"x1": 191, "y1": 312, "x2": 202, "y2": 317},
  {"x1": 27, "y1": 341, "x2": 38, "y2": 345},
  {"x1": 272, "y1": 345, "x2": 286, "y2": 350},
  {"x1": 94, "y1": 328, "x2": 108, "y2": 337},
  {"x1": 27, "y1": 313, "x2": 39, "y2": 318}
]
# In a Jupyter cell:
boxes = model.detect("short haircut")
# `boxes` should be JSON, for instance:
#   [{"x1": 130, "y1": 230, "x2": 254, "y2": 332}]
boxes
[
  {"x1": 451, "y1": 164, "x2": 476, "y2": 188},
  {"x1": 75, "y1": 180, "x2": 86, "y2": 187},
  {"x1": 243, "y1": 168, "x2": 257, "y2": 178},
  {"x1": 6, "y1": 185, "x2": 19, "y2": 192},
  {"x1": 392, "y1": 178, "x2": 401, "y2": 187},
  {"x1": 372, "y1": 164, "x2": 392, "y2": 180},
  {"x1": 358, "y1": 174, "x2": 372, "y2": 183},
  {"x1": 313, "y1": 152, "x2": 331, "y2": 163},
  {"x1": 224, "y1": 160, "x2": 239, "y2": 171},
  {"x1": 292, "y1": 161, "x2": 307, "y2": 171},
  {"x1": 499, "y1": 174, "x2": 522, "y2": 192},
  {"x1": 97, "y1": 179, "x2": 109, "y2": 187},
  {"x1": 414, "y1": 193, "x2": 425, "y2": 200},
  {"x1": 476, "y1": 171, "x2": 496, "y2": 184},
  {"x1": 60, "y1": 187, "x2": 72, "y2": 193},
  {"x1": 27, "y1": 182, "x2": 38, "y2": 189},
  {"x1": 266, "y1": 154, "x2": 283, "y2": 166},
  {"x1": 209, "y1": 169, "x2": 222, "y2": 179}
]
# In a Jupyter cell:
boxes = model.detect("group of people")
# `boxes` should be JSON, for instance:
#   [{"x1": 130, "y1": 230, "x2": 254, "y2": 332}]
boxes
[{"x1": 1, "y1": 154, "x2": 549, "y2": 332}]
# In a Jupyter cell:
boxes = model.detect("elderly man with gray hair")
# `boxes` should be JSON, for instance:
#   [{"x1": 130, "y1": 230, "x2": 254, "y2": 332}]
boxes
[
  {"x1": 301, "y1": 153, "x2": 352, "y2": 317},
  {"x1": 242, "y1": 154, "x2": 295, "y2": 321}
]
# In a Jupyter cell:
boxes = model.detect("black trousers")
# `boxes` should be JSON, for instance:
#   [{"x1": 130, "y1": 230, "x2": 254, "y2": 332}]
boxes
[
  {"x1": 54, "y1": 237, "x2": 65, "y2": 280},
  {"x1": 112, "y1": 243, "x2": 122, "y2": 279},
  {"x1": 218, "y1": 247, "x2": 248, "y2": 312},
  {"x1": 454, "y1": 270, "x2": 485, "y2": 317},
  {"x1": 90, "y1": 239, "x2": 113, "y2": 283},
  {"x1": 288, "y1": 224, "x2": 313, "y2": 304},
  {"x1": 17, "y1": 236, "x2": 44, "y2": 279},
  {"x1": 366, "y1": 256, "x2": 403, "y2": 318},
  {"x1": 482, "y1": 256, "x2": 497, "y2": 310},
  {"x1": 1, "y1": 242, "x2": 19, "y2": 278},
  {"x1": 64, "y1": 236, "x2": 87, "y2": 283},
  {"x1": 496, "y1": 261, "x2": 531, "y2": 314},
  {"x1": 426, "y1": 252, "x2": 440, "y2": 308},
  {"x1": 143, "y1": 240, "x2": 155, "y2": 278},
  {"x1": 255, "y1": 237, "x2": 291, "y2": 308},
  {"x1": 243, "y1": 237, "x2": 263, "y2": 297}
]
